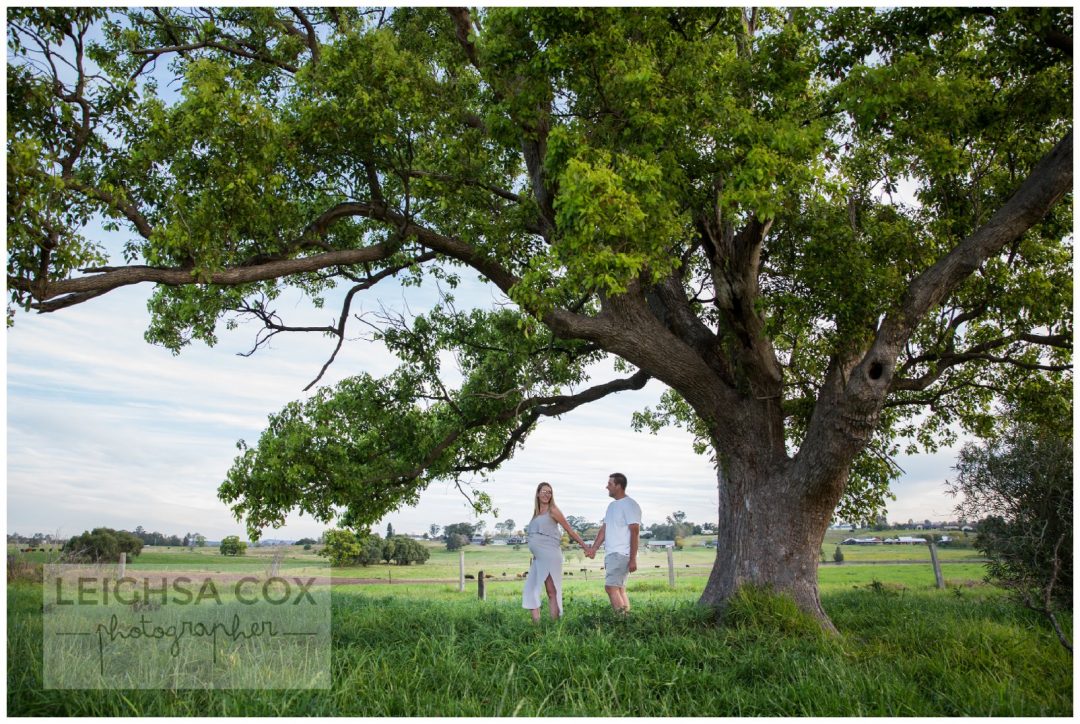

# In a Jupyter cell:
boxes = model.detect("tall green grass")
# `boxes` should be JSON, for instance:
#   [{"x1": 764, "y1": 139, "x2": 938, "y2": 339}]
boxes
[{"x1": 7, "y1": 579, "x2": 1070, "y2": 716}]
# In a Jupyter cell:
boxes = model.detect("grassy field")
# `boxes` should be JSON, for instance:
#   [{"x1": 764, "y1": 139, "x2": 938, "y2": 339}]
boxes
[
  {"x1": 10, "y1": 530, "x2": 981, "y2": 582},
  {"x1": 6, "y1": 541, "x2": 1071, "y2": 716}
]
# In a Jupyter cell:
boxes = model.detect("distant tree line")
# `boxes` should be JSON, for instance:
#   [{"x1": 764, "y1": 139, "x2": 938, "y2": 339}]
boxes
[
  {"x1": 859, "y1": 517, "x2": 979, "y2": 533},
  {"x1": 8, "y1": 532, "x2": 61, "y2": 546},
  {"x1": 7, "y1": 527, "x2": 219, "y2": 557},
  {"x1": 426, "y1": 512, "x2": 720, "y2": 552}
]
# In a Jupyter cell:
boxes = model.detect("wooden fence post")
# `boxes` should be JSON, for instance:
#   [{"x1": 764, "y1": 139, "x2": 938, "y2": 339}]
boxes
[
  {"x1": 459, "y1": 550, "x2": 465, "y2": 592},
  {"x1": 478, "y1": 570, "x2": 486, "y2": 600},
  {"x1": 666, "y1": 547, "x2": 675, "y2": 588},
  {"x1": 118, "y1": 552, "x2": 126, "y2": 578},
  {"x1": 928, "y1": 540, "x2": 945, "y2": 589}
]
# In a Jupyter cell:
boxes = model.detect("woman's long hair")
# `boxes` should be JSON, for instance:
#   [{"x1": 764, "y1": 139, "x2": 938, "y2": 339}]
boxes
[{"x1": 533, "y1": 482, "x2": 555, "y2": 519}]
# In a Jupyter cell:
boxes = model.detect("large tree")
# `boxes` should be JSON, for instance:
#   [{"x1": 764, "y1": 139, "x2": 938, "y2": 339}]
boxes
[{"x1": 7, "y1": 8, "x2": 1072, "y2": 630}]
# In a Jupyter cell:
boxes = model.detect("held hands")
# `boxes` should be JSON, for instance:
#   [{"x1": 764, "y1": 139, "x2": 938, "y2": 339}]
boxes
[{"x1": 583, "y1": 544, "x2": 596, "y2": 559}]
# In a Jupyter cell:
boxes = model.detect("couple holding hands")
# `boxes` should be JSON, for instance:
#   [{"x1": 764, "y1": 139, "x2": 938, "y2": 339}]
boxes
[{"x1": 522, "y1": 473, "x2": 641, "y2": 622}]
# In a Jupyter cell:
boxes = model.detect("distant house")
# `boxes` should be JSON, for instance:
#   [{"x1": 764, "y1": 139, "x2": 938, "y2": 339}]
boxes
[
  {"x1": 469, "y1": 535, "x2": 486, "y2": 545},
  {"x1": 507, "y1": 536, "x2": 526, "y2": 545},
  {"x1": 489, "y1": 538, "x2": 508, "y2": 546},
  {"x1": 841, "y1": 537, "x2": 883, "y2": 545},
  {"x1": 883, "y1": 536, "x2": 927, "y2": 544},
  {"x1": 647, "y1": 540, "x2": 675, "y2": 550},
  {"x1": 961, "y1": 525, "x2": 974, "y2": 532}
]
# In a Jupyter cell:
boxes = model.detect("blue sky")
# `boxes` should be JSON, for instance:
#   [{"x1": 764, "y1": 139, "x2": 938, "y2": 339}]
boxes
[{"x1": 6, "y1": 262, "x2": 968, "y2": 541}]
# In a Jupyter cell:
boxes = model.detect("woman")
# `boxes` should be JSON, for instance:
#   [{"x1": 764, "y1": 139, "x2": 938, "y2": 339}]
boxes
[{"x1": 522, "y1": 482, "x2": 589, "y2": 621}]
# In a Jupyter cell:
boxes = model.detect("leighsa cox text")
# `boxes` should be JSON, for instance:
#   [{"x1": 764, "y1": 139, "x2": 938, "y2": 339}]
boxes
[{"x1": 53, "y1": 575, "x2": 320, "y2": 606}]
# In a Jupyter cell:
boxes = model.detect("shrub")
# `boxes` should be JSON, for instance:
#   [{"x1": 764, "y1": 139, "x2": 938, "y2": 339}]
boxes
[
  {"x1": 7, "y1": 551, "x2": 42, "y2": 584},
  {"x1": 833, "y1": 545, "x2": 844, "y2": 563},
  {"x1": 357, "y1": 535, "x2": 384, "y2": 566},
  {"x1": 951, "y1": 411, "x2": 1072, "y2": 650},
  {"x1": 219, "y1": 535, "x2": 247, "y2": 556},
  {"x1": 64, "y1": 528, "x2": 143, "y2": 562},
  {"x1": 380, "y1": 537, "x2": 400, "y2": 564},
  {"x1": 445, "y1": 533, "x2": 469, "y2": 551},
  {"x1": 388, "y1": 536, "x2": 430, "y2": 565},
  {"x1": 319, "y1": 529, "x2": 360, "y2": 566}
]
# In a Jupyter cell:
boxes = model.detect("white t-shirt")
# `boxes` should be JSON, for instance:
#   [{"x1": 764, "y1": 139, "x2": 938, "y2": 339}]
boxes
[{"x1": 602, "y1": 496, "x2": 642, "y2": 556}]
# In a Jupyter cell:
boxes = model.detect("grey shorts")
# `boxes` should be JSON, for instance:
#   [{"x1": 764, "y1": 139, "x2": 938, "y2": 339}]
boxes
[{"x1": 604, "y1": 552, "x2": 630, "y2": 588}]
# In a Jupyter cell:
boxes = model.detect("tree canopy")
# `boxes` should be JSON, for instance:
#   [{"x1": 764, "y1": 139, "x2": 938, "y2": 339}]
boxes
[
  {"x1": 7, "y1": 7, "x2": 1071, "y2": 623},
  {"x1": 218, "y1": 535, "x2": 247, "y2": 556}
]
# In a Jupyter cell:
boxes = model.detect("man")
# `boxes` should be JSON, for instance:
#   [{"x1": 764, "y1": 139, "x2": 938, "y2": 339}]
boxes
[{"x1": 586, "y1": 472, "x2": 641, "y2": 612}]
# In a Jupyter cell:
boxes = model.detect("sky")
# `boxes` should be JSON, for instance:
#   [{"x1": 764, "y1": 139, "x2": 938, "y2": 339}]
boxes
[{"x1": 6, "y1": 260, "x2": 970, "y2": 541}]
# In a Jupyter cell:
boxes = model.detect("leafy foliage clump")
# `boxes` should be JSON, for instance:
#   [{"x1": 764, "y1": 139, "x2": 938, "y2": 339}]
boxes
[
  {"x1": 951, "y1": 406, "x2": 1072, "y2": 650},
  {"x1": 319, "y1": 529, "x2": 431, "y2": 567},
  {"x1": 63, "y1": 528, "x2": 143, "y2": 562},
  {"x1": 218, "y1": 535, "x2": 247, "y2": 557}
]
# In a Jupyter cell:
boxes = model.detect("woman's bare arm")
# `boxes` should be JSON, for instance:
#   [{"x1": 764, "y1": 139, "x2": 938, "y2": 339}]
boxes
[{"x1": 549, "y1": 505, "x2": 587, "y2": 548}]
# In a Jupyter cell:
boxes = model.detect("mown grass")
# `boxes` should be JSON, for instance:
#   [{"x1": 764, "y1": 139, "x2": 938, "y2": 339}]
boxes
[{"x1": 8, "y1": 576, "x2": 1071, "y2": 716}]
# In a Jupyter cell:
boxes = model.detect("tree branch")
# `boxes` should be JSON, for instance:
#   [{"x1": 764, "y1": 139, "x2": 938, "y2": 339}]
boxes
[
  {"x1": 453, "y1": 411, "x2": 540, "y2": 474},
  {"x1": 446, "y1": 7, "x2": 557, "y2": 241},
  {"x1": 406, "y1": 169, "x2": 523, "y2": 203},
  {"x1": 797, "y1": 130, "x2": 1072, "y2": 493},
  {"x1": 61, "y1": 177, "x2": 155, "y2": 240},
  {"x1": 288, "y1": 7, "x2": 321, "y2": 64},
  {"x1": 704, "y1": 215, "x2": 784, "y2": 393},
  {"x1": 392, "y1": 369, "x2": 651, "y2": 483},
  {"x1": 132, "y1": 36, "x2": 299, "y2": 74},
  {"x1": 861, "y1": 130, "x2": 1072, "y2": 382},
  {"x1": 893, "y1": 332, "x2": 1072, "y2": 392},
  {"x1": 26, "y1": 242, "x2": 400, "y2": 312},
  {"x1": 447, "y1": 7, "x2": 481, "y2": 71}
]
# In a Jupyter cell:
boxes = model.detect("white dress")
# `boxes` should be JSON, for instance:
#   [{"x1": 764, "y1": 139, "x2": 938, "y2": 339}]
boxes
[{"x1": 521, "y1": 511, "x2": 563, "y2": 614}]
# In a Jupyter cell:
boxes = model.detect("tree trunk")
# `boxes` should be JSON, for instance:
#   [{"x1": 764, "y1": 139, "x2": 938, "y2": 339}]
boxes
[{"x1": 700, "y1": 458, "x2": 841, "y2": 634}]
